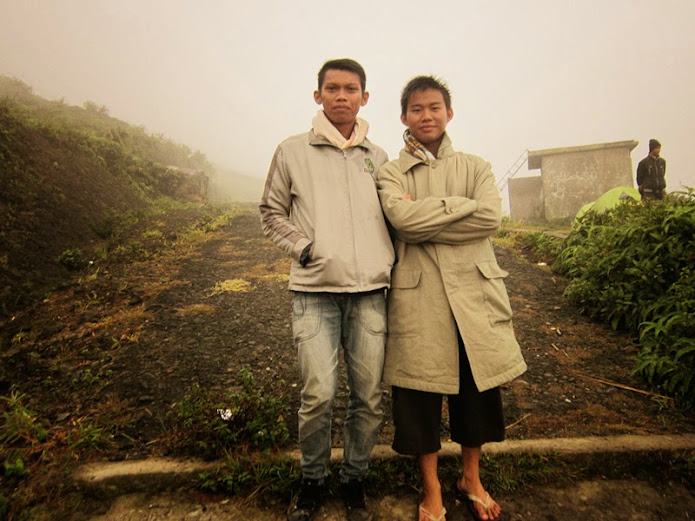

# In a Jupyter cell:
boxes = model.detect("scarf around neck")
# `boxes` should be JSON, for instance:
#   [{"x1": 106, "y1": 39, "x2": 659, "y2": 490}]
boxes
[
  {"x1": 312, "y1": 110, "x2": 369, "y2": 149},
  {"x1": 403, "y1": 129, "x2": 436, "y2": 161}
]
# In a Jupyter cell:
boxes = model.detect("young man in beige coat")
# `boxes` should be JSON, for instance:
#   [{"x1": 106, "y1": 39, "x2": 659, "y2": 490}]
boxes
[{"x1": 376, "y1": 76, "x2": 526, "y2": 521}]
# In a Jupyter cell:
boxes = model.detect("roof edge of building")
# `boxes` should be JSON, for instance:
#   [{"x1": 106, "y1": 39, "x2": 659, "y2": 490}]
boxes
[{"x1": 527, "y1": 140, "x2": 639, "y2": 170}]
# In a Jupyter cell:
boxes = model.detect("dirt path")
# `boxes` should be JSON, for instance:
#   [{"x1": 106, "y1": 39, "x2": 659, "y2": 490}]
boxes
[
  {"x1": 2, "y1": 205, "x2": 694, "y2": 519},
  {"x1": 2, "y1": 206, "x2": 693, "y2": 461}
]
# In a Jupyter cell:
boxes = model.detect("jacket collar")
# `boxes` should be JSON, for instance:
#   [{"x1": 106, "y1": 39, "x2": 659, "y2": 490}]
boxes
[
  {"x1": 309, "y1": 130, "x2": 373, "y2": 151},
  {"x1": 398, "y1": 132, "x2": 454, "y2": 172},
  {"x1": 311, "y1": 110, "x2": 369, "y2": 149}
]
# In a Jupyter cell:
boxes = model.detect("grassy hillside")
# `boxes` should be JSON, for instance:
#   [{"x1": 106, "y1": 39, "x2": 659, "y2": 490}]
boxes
[
  {"x1": 0, "y1": 76, "x2": 221, "y2": 315},
  {"x1": 0, "y1": 76, "x2": 214, "y2": 172}
]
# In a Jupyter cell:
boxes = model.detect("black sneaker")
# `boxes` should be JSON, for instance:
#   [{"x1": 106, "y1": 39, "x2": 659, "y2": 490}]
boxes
[
  {"x1": 340, "y1": 479, "x2": 373, "y2": 521},
  {"x1": 287, "y1": 478, "x2": 326, "y2": 521}
]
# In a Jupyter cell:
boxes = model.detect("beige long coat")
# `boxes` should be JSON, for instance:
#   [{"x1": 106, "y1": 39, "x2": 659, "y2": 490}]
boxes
[{"x1": 376, "y1": 135, "x2": 527, "y2": 393}]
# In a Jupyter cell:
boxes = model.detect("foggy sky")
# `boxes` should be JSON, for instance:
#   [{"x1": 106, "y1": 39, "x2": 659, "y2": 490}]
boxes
[{"x1": 2, "y1": 0, "x2": 694, "y2": 206}]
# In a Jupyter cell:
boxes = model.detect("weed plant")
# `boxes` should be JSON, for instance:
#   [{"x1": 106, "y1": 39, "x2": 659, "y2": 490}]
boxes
[
  {"x1": 0, "y1": 388, "x2": 134, "y2": 518},
  {"x1": 173, "y1": 368, "x2": 290, "y2": 459},
  {"x1": 554, "y1": 189, "x2": 695, "y2": 407},
  {"x1": 1, "y1": 391, "x2": 53, "y2": 518},
  {"x1": 200, "y1": 450, "x2": 300, "y2": 497},
  {"x1": 0, "y1": 391, "x2": 48, "y2": 447}
]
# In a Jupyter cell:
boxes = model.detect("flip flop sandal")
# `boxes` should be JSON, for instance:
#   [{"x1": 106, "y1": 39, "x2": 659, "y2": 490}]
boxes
[
  {"x1": 465, "y1": 492, "x2": 498, "y2": 521},
  {"x1": 418, "y1": 504, "x2": 447, "y2": 521},
  {"x1": 454, "y1": 482, "x2": 498, "y2": 521}
]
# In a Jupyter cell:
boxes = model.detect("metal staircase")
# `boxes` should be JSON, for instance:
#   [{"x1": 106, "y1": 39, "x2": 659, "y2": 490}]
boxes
[{"x1": 496, "y1": 149, "x2": 529, "y2": 192}]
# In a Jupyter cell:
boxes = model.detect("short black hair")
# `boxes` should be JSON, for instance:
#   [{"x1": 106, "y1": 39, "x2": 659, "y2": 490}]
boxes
[
  {"x1": 400, "y1": 75, "x2": 452, "y2": 115},
  {"x1": 649, "y1": 138, "x2": 661, "y2": 152},
  {"x1": 318, "y1": 58, "x2": 366, "y2": 92}
]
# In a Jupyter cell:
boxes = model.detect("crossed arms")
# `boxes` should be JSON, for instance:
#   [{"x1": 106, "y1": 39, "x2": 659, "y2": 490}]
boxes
[{"x1": 376, "y1": 156, "x2": 502, "y2": 245}]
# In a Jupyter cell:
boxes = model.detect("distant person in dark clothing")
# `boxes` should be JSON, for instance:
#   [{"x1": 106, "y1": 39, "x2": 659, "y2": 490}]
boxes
[{"x1": 636, "y1": 138, "x2": 666, "y2": 200}]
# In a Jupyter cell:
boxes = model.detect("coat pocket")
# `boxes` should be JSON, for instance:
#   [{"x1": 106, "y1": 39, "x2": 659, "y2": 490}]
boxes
[
  {"x1": 387, "y1": 269, "x2": 421, "y2": 337},
  {"x1": 475, "y1": 261, "x2": 514, "y2": 325},
  {"x1": 291, "y1": 292, "x2": 322, "y2": 343}
]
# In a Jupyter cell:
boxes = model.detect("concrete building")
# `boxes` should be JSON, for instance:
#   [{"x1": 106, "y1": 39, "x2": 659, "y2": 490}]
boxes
[
  {"x1": 509, "y1": 176, "x2": 544, "y2": 221},
  {"x1": 509, "y1": 140, "x2": 638, "y2": 221}
]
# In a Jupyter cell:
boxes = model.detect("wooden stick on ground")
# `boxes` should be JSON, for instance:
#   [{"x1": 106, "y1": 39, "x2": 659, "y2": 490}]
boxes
[
  {"x1": 551, "y1": 343, "x2": 569, "y2": 357},
  {"x1": 570, "y1": 370, "x2": 672, "y2": 401},
  {"x1": 506, "y1": 413, "x2": 531, "y2": 430}
]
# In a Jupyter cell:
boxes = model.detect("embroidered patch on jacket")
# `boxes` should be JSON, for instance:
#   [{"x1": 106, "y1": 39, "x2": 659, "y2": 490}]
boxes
[{"x1": 364, "y1": 158, "x2": 375, "y2": 175}]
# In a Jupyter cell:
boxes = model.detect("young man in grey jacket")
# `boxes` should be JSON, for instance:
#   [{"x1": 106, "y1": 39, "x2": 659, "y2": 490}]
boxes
[{"x1": 260, "y1": 58, "x2": 394, "y2": 521}]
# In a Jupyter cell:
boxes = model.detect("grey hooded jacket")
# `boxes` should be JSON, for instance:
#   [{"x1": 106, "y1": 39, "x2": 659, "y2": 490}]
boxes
[{"x1": 260, "y1": 130, "x2": 394, "y2": 292}]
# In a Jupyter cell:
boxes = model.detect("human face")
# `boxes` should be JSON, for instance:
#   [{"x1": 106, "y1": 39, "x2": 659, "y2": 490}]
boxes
[
  {"x1": 650, "y1": 146, "x2": 661, "y2": 158},
  {"x1": 401, "y1": 88, "x2": 453, "y2": 156},
  {"x1": 314, "y1": 69, "x2": 369, "y2": 137}
]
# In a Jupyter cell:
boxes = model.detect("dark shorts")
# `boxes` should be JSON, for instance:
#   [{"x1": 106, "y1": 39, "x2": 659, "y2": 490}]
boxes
[{"x1": 391, "y1": 336, "x2": 505, "y2": 455}]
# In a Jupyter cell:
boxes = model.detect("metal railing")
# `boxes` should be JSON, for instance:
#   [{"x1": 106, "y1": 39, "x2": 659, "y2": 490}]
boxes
[{"x1": 496, "y1": 149, "x2": 529, "y2": 192}]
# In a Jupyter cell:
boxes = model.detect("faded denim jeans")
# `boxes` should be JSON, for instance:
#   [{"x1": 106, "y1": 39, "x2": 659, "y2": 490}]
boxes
[{"x1": 291, "y1": 290, "x2": 387, "y2": 482}]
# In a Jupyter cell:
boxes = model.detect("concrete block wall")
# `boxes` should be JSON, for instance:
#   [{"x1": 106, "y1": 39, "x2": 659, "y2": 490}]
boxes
[{"x1": 509, "y1": 176, "x2": 544, "y2": 221}]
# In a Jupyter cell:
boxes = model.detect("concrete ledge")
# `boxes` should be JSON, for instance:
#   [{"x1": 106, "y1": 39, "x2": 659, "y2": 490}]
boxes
[
  {"x1": 73, "y1": 434, "x2": 695, "y2": 493},
  {"x1": 74, "y1": 458, "x2": 218, "y2": 483},
  {"x1": 476, "y1": 434, "x2": 695, "y2": 456},
  {"x1": 73, "y1": 458, "x2": 219, "y2": 495},
  {"x1": 324, "y1": 433, "x2": 695, "y2": 462}
]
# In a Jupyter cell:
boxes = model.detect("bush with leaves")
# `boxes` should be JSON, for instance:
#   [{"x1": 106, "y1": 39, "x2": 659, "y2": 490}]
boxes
[
  {"x1": 634, "y1": 266, "x2": 695, "y2": 406},
  {"x1": 57, "y1": 248, "x2": 88, "y2": 271},
  {"x1": 554, "y1": 189, "x2": 695, "y2": 407}
]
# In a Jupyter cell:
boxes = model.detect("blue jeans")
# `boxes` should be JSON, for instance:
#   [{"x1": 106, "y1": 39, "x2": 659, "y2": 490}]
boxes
[{"x1": 291, "y1": 290, "x2": 387, "y2": 482}]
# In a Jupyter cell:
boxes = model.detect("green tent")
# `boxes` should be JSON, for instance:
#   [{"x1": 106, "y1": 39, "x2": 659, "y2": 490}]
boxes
[{"x1": 575, "y1": 186, "x2": 641, "y2": 222}]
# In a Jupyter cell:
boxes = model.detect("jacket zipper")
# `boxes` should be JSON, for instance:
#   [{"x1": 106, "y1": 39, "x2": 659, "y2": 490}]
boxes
[{"x1": 344, "y1": 149, "x2": 362, "y2": 290}]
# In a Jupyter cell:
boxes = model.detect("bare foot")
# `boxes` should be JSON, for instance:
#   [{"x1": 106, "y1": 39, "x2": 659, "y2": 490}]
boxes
[{"x1": 456, "y1": 477, "x2": 500, "y2": 521}]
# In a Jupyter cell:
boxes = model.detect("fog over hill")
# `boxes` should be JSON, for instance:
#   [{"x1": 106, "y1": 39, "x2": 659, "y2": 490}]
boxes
[
  {"x1": 208, "y1": 168, "x2": 264, "y2": 204},
  {"x1": 3, "y1": 1, "x2": 693, "y2": 210},
  {"x1": 0, "y1": 75, "x2": 262, "y2": 314}
]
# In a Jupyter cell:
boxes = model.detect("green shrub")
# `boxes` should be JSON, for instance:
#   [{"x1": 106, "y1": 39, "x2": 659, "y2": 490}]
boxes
[
  {"x1": 554, "y1": 189, "x2": 695, "y2": 407},
  {"x1": 634, "y1": 266, "x2": 695, "y2": 406},
  {"x1": 57, "y1": 248, "x2": 87, "y2": 271},
  {"x1": 173, "y1": 369, "x2": 290, "y2": 458}
]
